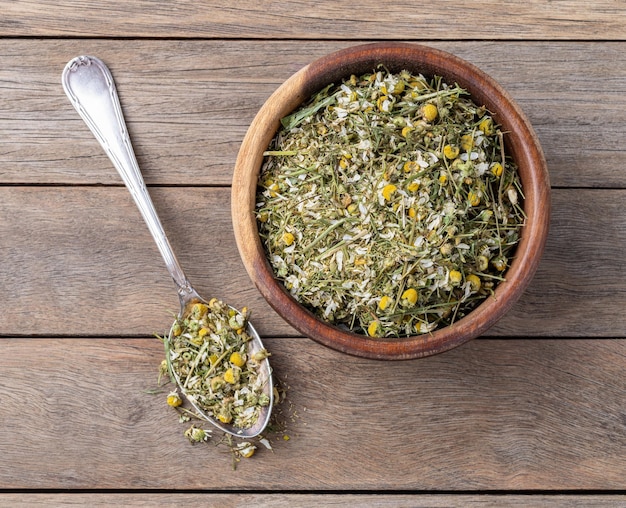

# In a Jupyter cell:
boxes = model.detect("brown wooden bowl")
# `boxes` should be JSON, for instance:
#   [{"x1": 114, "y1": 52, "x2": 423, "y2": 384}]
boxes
[{"x1": 232, "y1": 42, "x2": 550, "y2": 360}]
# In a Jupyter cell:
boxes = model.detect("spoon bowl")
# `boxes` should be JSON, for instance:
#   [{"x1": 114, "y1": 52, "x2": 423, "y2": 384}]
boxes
[
  {"x1": 168, "y1": 289, "x2": 273, "y2": 438},
  {"x1": 62, "y1": 55, "x2": 273, "y2": 438}
]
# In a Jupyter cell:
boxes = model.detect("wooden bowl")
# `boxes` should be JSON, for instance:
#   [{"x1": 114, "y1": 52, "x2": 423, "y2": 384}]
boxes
[{"x1": 232, "y1": 42, "x2": 550, "y2": 360}]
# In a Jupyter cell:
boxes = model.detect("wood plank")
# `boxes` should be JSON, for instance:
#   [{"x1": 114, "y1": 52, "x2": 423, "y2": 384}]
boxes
[
  {"x1": 1, "y1": 1, "x2": 625, "y2": 40},
  {"x1": 0, "y1": 185, "x2": 286, "y2": 338},
  {"x1": 491, "y1": 187, "x2": 626, "y2": 336},
  {"x1": 1, "y1": 186, "x2": 625, "y2": 338},
  {"x1": 0, "y1": 337, "x2": 624, "y2": 490},
  {"x1": 0, "y1": 40, "x2": 624, "y2": 188},
  {"x1": 1, "y1": 493, "x2": 625, "y2": 507}
]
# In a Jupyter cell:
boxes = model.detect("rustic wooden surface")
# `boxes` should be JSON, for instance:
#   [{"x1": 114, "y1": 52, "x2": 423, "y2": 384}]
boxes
[{"x1": 1, "y1": 1, "x2": 625, "y2": 505}]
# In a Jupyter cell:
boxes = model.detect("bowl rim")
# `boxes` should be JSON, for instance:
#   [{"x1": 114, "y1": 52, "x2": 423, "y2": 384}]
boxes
[{"x1": 232, "y1": 42, "x2": 550, "y2": 360}]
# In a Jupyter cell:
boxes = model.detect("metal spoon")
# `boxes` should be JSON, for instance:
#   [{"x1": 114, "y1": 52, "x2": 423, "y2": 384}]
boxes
[{"x1": 62, "y1": 55, "x2": 273, "y2": 438}]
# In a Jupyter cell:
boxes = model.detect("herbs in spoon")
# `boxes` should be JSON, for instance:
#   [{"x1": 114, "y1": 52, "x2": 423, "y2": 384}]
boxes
[
  {"x1": 257, "y1": 69, "x2": 525, "y2": 338},
  {"x1": 164, "y1": 299, "x2": 271, "y2": 429}
]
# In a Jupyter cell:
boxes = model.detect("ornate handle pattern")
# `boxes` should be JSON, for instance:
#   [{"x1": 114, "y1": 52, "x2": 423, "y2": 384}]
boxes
[{"x1": 62, "y1": 56, "x2": 195, "y2": 301}]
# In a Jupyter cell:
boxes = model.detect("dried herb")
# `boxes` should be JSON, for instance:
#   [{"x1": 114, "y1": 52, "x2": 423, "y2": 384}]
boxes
[
  {"x1": 164, "y1": 298, "x2": 271, "y2": 429},
  {"x1": 257, "y1": 69, "x2": 525, "y2": 338},
  {"x1": 155, "y1": 359, "x2": 293, "y2": 470}
]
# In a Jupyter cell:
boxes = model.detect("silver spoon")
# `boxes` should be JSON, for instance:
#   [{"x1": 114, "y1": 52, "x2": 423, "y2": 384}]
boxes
[{"x1": 62, "y1": 55, "x2": 273, "y2": 438}]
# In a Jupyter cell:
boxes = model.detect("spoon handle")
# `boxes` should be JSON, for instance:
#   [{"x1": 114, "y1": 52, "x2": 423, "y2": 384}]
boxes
[{"x1": 62, "y1": 56, "x2": 196, "y2": 302}]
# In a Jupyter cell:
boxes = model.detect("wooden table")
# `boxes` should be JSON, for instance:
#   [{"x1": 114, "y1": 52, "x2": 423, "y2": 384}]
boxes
[{"x1": 1, "y1": 2, "x2": 625, "y2": 506}]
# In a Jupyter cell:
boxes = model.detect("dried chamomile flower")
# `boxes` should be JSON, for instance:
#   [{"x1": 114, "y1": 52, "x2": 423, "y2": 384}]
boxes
[
  {"x1": 164, "y1": 299, "x2": 271, "y2": 430},
  {"x1": 235, "y1": 442, "x2": 257, "y2": 458},
  {"x1": 257, "y1": 69, "x2": 525, "y2": 338},
  {"x1": 166, "y1": 390, "x2": 183, "y2": 408},
  {"x1": 184, "y1": 424, "x2": 210, "y2": 444}
]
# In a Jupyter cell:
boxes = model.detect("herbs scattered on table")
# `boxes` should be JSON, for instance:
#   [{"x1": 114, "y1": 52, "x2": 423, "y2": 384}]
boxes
[
  {"x1": 257, "y1": 69, "x2": 525, "y2": 338},
  {"x1": 153, "y1": 299, "x2": 295, "y2": 468},
  {"x1": 164, "y1": 298, "x2": 271, "y2": 429},
  {"x1": 155, "y1": 358, "x2": 293, "y2": 469}
]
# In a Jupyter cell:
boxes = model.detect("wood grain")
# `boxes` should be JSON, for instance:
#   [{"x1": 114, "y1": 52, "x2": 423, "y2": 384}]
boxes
[
  {"x1": 0, "y1": 186, "x2": 288, "y2": 337},
  {"x1": 2, "y1": 0, "x2": 626, "y2": 498},
  {"x1": 1, "y1": 186, "x2": 625, "y2": 338},
  {"x1": 1, "y1": 1, "x2": 625, "y2": 40},
  {"x1": 0, "y1": 40, "x2": 624, "y2": 188},
  {"x1": 0, "y1": 337, "x2": 624, "y2": 490},
  {"x1": 1, "y1": 493, "x2": 625, "y2": 507}
]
